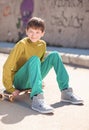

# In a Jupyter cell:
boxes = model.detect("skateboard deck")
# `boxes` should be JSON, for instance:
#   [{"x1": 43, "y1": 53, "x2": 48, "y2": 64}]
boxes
[
  {"x1": 0, "y1": 89, "x2": 31, "y2": 102},
  {"x1": 0, "y1": 81, "x2": 45, "y2": 102}
]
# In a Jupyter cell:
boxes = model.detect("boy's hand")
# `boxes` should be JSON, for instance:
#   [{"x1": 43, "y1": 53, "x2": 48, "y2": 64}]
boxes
[{"x1": 12, "y1": 89, "x2": 20, "y2": 97}]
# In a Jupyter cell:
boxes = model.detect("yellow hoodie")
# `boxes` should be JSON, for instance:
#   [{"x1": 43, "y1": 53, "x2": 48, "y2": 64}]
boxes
[{"x1": 3, "y1": 37, "x2": 46, "y2": 93}]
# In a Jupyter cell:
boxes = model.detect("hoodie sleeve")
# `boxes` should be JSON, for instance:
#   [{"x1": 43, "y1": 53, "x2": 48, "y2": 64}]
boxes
[{"x1": 2, "y1": 43, "x2": 24, "y2": 93}]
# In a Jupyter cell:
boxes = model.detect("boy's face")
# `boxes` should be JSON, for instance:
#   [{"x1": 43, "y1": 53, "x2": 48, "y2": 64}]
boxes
[{"x1": 26, "y1": 27, "x2": 45, "y2": 42}]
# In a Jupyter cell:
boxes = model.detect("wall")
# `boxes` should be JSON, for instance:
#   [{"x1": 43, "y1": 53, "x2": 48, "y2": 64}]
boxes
[
  {"x1": 0, "y1": 0, "x2": 34, "y2": 42},
  {"x1": 33, "y1": 0, "x2": 89, "y2": 48},
  {"x1": 0, "y1": 0, "x2": 89, "y2": 48},
  {"x1": 0, "y1": 0, "x2": 22, "y2": 42}
]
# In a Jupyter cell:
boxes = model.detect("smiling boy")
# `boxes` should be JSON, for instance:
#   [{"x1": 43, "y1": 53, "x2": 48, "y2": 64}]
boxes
[{"x1": 3, "y1": 17, "x2": 83, "y2": 114}]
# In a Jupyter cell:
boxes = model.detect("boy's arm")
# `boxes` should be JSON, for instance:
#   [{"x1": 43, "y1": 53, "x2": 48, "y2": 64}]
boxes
[
  {"x1": 3, "y1": 68, "x2": 15, "y2": 93},
  {"x1": 2, "y1": 43, "x2": 24, "y2": 93}
]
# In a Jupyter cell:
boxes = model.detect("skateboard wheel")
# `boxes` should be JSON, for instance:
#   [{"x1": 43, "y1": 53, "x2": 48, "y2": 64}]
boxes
[
  {"x1": 9, "y1": 96, "x2": 14, "y2": 102},
  {"x1": 0, "y1": 94, "x2": 4, "y2": 100},
  {"x1": 0, "y1": 94, "x2": 3, "y2": 99}
]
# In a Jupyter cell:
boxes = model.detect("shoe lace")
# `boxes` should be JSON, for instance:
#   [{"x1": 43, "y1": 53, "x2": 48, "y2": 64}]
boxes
[
  {"x1": 69, "y1": 92, "x2": 80, "y2": 100},
  {"x1": 38, "y1": 99, "x2": 48, "y2": 107}
]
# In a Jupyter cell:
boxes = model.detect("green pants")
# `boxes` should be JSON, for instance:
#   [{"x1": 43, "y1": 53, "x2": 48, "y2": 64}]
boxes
[{"x1": 14, "y1": 51, "x2": 69, "y2": 98}]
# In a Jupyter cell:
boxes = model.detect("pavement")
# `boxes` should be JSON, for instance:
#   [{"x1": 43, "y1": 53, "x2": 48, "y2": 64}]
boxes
[
  {"x1": 0, "y1": 41, "x2": 89, "y2": 68},
  {"x1": 0, "y1": 54, "x2": 89, "y2": 130},
  {"x1": 0, "y1": 43, "x2": 89, "y2": 130}
]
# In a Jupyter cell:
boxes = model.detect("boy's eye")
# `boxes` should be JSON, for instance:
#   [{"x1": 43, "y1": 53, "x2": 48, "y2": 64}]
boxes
[
  {"x1": 36, "y1": 31, "x2": 40, "y2": 34},
  {"x1": 28, "y1": 31, "x2": 33, "y2": 34}
]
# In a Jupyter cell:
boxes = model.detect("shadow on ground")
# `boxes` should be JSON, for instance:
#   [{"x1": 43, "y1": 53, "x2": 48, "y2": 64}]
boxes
[
  {"x1": 51, "y1": 101, "x2": 84, "y2": 108},
  {"x1": 0, "y1": 94, "x2": 38, "y2": 124},
  {"x1": 0, "y1": 92, "x2": 84, "y2": 125}
]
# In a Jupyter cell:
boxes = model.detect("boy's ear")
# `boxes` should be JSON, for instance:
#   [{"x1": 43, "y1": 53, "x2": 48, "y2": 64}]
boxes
[{"x1": 42, "y1": 31, "x2": 45, "y2": 36}]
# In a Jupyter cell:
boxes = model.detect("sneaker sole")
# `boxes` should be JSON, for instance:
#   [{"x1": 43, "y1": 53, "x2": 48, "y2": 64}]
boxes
[
  {"x1": 32, "y1": 107, "x2": 54, "y2": 114},
  {"x1": 61, "y1": 99, "x2": 84, "y2": 105}
]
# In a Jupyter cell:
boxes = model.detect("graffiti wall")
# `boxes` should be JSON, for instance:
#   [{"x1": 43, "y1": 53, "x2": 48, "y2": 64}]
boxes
[
  {"x1": 0, "y1": 0, "x2": 21, "y2": 42},
  {"x1": 0, "y1": 0, "x2": 34, "y2": 42},
  {"x1": 33, "y1": 0, "x2": 89, "y2": 48},
  {"x1": 0, "y1": 0, "x2": 89, "y2": 48}
]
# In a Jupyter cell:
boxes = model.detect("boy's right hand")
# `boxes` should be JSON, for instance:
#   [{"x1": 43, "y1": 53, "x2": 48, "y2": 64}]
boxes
[{"x1": 12, "y1": 89, "x2": 20, "y2": 97}]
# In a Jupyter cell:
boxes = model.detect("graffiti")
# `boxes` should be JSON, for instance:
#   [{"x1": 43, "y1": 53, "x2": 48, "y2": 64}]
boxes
[
  {"x1": 3, "y1": 5, "x2": 11, "y2": 16},
  {"x1": 51, "y1": 11, "x2": 84, "y2": 29},
  {"x1": 16, "y1": 18, "x2": 22, "y2": 29},
  {"x1": 47, "y1": 0, "x2": 83, "y2": 8},
  {"x1": 16, "y1": 0, "x2": 34, "y2": 40},
  {"x1": 86, "y1": 9, "x2": 89, "y2": 12},
  {"x1": 20, "y1": 0, "x2": 34, "y2": 28}
]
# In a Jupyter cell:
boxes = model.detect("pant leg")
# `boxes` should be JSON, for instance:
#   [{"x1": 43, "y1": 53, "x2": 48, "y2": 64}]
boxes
[
  {"x1": 41, "y1": 51, "x2": 69, "y2": 90},
  {"x1": 14, "y1": 56, "x2": 43, "y2": 98}
]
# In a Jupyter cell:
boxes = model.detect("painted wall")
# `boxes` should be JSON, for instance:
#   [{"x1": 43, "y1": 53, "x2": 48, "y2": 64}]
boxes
[
  {"x1": 0, "y1": 0, "x2": 89, "y2": 48},
  {"x1": 0, "y1": 0, "x2": 22, "y2": 42},
  {"x1": 33, "y1": 0, "x2": 89, "y2": 48},
  {"x1": 0, "y1": 0, "x2": 34, "y2": 42}
]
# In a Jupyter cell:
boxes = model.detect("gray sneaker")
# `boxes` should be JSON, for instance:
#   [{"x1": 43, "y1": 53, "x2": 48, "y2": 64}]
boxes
[
  {"x1": 31, "y1": 94, "x2": 54, "y2": 113},
  {"x1": 61, "y1": 88, "x2": 83, "y2": 104}
]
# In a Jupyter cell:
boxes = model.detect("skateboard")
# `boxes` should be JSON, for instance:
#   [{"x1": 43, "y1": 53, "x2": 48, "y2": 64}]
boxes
[
  {"x1": 0, "y1": 81, "x2": 45, "y2": 102},
  {"x1": 0, "y1": 89, "x2": 31, "y2": 102}
]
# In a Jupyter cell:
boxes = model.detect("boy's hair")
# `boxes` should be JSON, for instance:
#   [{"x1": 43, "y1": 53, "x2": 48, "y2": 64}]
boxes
[{"x1": 26, "y1": 17, "x2": 45, "y2": 32}]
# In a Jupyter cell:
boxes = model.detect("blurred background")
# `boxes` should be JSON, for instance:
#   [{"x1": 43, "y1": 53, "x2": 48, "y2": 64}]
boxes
[{"x1": 0, "y1": 0, "x2": 89, "y2": 48}]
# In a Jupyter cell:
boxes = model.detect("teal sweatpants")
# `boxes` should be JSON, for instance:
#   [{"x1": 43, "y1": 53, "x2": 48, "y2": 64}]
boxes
[{"x1": 13, "y1": 51, "x2": 69, "y2": 98}]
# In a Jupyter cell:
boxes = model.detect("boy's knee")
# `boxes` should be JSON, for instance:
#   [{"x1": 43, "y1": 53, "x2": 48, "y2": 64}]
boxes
[
  {"x1": 27, "y1": 56, "x2": 41, "y2": 65},
  {"x1": 50, "y1": 51, "x2": 62, "y2": 60}
]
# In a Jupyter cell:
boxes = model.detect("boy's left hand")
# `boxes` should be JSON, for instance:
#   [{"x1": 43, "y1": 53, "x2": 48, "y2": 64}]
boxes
[{"x1": 12, "y1": 89, "x2": 20, "y2": 97}]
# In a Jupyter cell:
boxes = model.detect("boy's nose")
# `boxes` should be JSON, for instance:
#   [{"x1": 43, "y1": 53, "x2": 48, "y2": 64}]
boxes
[{"x1": 32, "y1": 33, "x2": 36, "y2": 36}]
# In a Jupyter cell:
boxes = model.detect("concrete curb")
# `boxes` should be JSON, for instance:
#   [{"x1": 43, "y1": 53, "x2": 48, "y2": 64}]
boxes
[
  {"x1": 0, "y1": 47, "x2": 12, "y2": 54},
  {"x1": 0, "y1": 47, "x2": 89, "y2": 68},
  {"x1": 60, "y1": 53, "x2": 89, "y2": 68}
]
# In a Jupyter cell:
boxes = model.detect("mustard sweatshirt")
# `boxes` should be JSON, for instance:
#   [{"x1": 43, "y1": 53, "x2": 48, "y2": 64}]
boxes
[{"x1": 3, "y1": 37, "x2": 46, "y2": 93}]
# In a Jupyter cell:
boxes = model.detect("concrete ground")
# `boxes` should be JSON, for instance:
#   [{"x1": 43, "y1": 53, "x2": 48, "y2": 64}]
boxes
[{"x1": 0, "y1": 53, "x2": 89, "y2": 130}]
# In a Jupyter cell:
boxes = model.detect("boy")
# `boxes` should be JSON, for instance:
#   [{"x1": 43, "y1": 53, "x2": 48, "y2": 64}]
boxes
[{"x1": 3, "y1": 17, "x2": 83, "y2": 114}]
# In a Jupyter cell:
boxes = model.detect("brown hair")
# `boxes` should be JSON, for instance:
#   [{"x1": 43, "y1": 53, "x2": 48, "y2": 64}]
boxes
[{"x1": 26, "y1": 17, "x2": 45, "y2": 32}]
